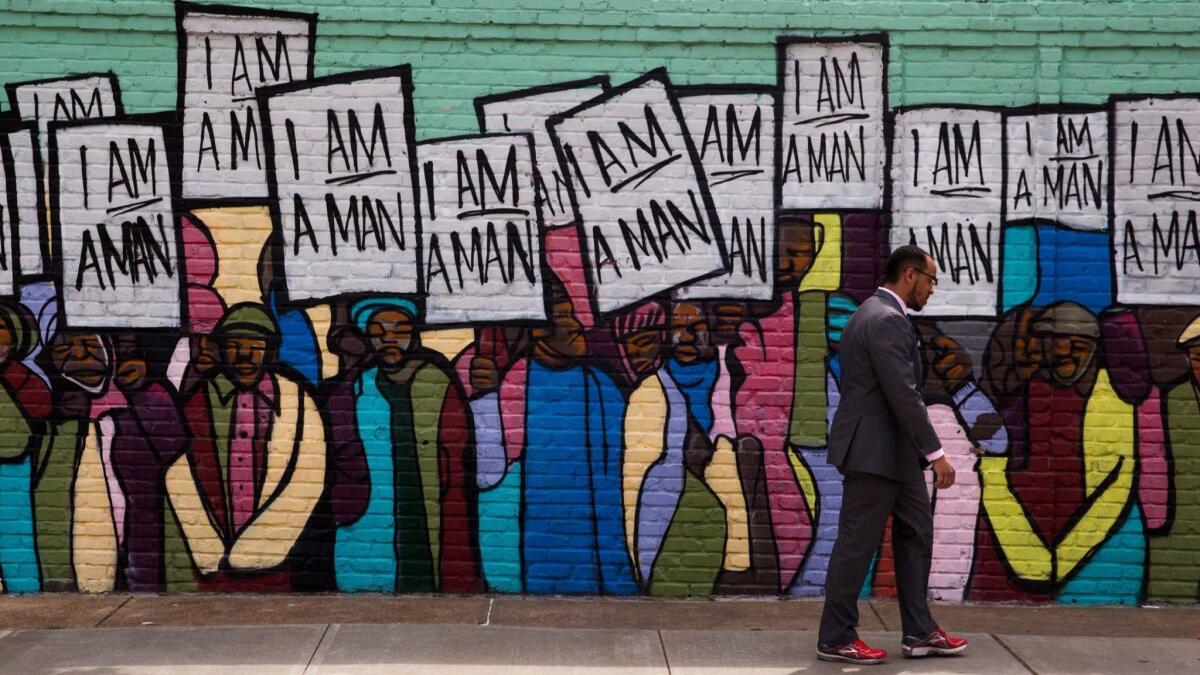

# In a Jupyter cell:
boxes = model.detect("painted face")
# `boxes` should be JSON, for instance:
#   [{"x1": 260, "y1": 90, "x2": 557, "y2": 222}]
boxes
[
  {"x1": 710, "y1": 302, "x2": 746, "y2": 344},
  {"x1": 366, "y1": 309, "x2": 415, "y2": 369},
  {"x1": 115, "y1": 356, "x2": 148, "y2": 390},
  {"x1": 222, "y1": 336, "x2": 269, "y2": 389},
  {"x1": 907, "y1": 255, "x2": 938, "y2": 312},
  {"x1": 0, "y1": 315, "x2": 13, "y2": 364},
  {"x1": 776, "y1": 219, "x2": 819, "y2": 287},
  {"x1": 531, "y1": 300, "x2": 587, "y2": 361},
  {"x1": 621, "y1": 328, "x2": 663, "y2": 377},
  {"x1": 670, "y1": 302, "x2": 714, "y2": 364},
  {"x1": 51, "y1": 334, "x2": 109, "y2": 390},
  {"x1": 1043, "y1": 334, "x2": 1096, "y2": 385}
]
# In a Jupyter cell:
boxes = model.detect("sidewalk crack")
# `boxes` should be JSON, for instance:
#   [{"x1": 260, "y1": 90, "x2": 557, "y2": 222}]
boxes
[
  {"x1": 95, "y1": 597, "x2": 132, "y2": 627},
  {"x1": 302, "y1": 623, "x2": 336, "y2": 674},
  {"x1": 867, "y1": 601, "x2": 889, "y2": 631},
  {"x1": 657, "y1": 630, "x2": 673, "y2": 674},
  {"x1": 991, "y1": 633, "x2": 1037, "y2": 674}
]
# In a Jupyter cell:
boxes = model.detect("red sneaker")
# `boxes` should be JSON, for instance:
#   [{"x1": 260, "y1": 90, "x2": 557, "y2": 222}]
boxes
[
  {"x1": 901, "y1": 627, "x2": 968, "y2": 657},
  {"x1": 816, "y1": 639, "x2": 888, "y2": 664}
]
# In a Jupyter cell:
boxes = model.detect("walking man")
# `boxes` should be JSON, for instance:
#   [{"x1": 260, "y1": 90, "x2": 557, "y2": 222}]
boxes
[{"x1": 817, "y1": 245, "x2": 969, "y2": 664}]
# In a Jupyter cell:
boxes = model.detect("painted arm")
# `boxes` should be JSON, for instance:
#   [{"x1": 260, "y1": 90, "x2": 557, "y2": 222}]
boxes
[
  {"x1": 164, "y1": 456, "x2": 225, "y2": 575},
  {"x1": 322, "y1": 373, "x2": 370, "y2": 527},
  {"x1": 589, "y1": 371, "x2": 639, "y2": 595},
  {"x1": 1054, "y1": 455, "x2": 1130, "y2": 579},
  {"x1": 1136, "y1": 389, "x2": 1169, "y2": 532},
  {"x1": 952, "y1": 381, "x2": 1009, "y2": 454},
  {"x1": 229, "y1": 389, "x2": 326, "y2": 569},
  {"x1": 977, "y1": 455, "x2": 1053, "y2": 582},
  {"x1": 437, "y1": 380, "x2": 482, "y2": 593}
]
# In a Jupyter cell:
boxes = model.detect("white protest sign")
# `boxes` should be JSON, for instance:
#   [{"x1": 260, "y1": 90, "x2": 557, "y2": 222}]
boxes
[
  {"x1": 549, "y1": 71, "x2": 726, "y2": 315},
  {"x1": 418, "y1": 134, "x2": 544, "y2": 325},
  {"x1": 7, "y1": 74, "x2": 122, "y2": 270},
  {"x1": 51, "y1": 122, "x2": 182, "y2": 328},
  {"x1": 261, "y1": 67, "x2": 420, "y2": 302},
  {"x1": 476, "y1": 77, "x2": 607, "y2": 228},
  {"x1": 0, "y1": 135, "x2": 14, "y2": 296},
  {"x1": 179, "y1": 5, "x2": 314, "y2": 201},
  {"x1": 1005, "y1": 108, "x2": 1107, "y2": 231},
  {"x1": 891, "y1": 107, "x2": 1003, "y2": 318},
  {"x1": 5, "y1": 126, "x2": 46, "y2": 277},
  {"x1": 778, "y1": 36, "x2": 887, "y2": 210},
  {"x1": 1113, "y1": 96, "x2": 1200, "y2": 304},
  {"x1": 676, "y1": 88, "x2": 776, "y2": 300}
]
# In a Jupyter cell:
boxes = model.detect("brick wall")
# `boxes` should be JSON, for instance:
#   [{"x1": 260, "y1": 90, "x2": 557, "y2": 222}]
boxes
[{"x1": 0, "y1": 0, "x2": 1195, "y2": 605}]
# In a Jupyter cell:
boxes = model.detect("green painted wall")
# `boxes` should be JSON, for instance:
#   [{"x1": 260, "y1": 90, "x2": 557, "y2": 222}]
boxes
[{"x1": 3, "y1": 1, "x2": 1200, "y2": 137}]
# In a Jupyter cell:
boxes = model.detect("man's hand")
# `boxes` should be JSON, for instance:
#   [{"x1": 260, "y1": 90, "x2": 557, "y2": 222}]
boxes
[{"x1": 932, "y1": 455, "x2": 956, "y2": 490}]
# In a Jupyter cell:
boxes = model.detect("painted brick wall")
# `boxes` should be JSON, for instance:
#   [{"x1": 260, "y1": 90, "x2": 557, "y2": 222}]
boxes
[{"x1": 0, "y1": 1, "x2": 1196, "y2": 605}]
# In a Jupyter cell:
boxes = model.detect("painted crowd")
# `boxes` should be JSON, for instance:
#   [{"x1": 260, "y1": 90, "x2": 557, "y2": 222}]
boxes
[{"x1": 0, "y1": 4, "x2": 1196, "y2": 606}]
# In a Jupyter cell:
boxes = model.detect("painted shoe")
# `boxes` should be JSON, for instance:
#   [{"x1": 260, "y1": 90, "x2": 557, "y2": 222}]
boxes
[
  {"x1": 902, "y1": 627, "x2": 969, "y2": 657},
  {"x1": 816, "y1": 639, "x2": 888, "y2": 664}
]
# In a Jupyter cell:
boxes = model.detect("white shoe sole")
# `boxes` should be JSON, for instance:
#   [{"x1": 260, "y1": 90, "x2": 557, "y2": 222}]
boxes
[
  {"x1": 902, "y1": 644, "x2": 968, "y2": 658},
  {"x1": 817, "y1": 651, "x2": 886, "y2": 665}
]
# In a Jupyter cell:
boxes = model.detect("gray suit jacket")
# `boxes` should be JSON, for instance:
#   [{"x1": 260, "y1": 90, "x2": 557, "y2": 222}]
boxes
[{"x1": 827, "y1": 289, "x2": 940, "y2": 481}]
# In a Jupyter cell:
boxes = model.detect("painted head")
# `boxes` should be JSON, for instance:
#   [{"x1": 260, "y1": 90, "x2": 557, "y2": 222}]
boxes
[
  {"x1": 48, "y1": 331, "x2": 110, "y2": 392},
  {"x1": 1177, "y1": 314, "x2": 1200, "y2": 384},
  {"x1": 353, "y1": 297, "x2": 419, "y2": 371},
  {"x1": 213, "y1": 303, "x2": 278, "y2": 390},
  {"x1": 883, "y1": 245, "x2": 937, "y2": 312},
  {"x1": 612, "y1": 300, "x2": 667, "y2": 381},
  {"x1": 1031, "y1": 302, "x2": 1100, "y2": 386},
  {"x1": 111, "y1": 333, "x2": 149, "y2": 391},
  {"x1": 531, "y1": 276, "x2": 587, "y2": 365},
  {"x1": 0, "y1": 300, "x2": 38, "y2": 366},
  {"x1": 776, "y1": 214, "x2": 822, "y2": 287},
  {"x1": 669, "y1": 300, "x2": 714, "y2": 365}
]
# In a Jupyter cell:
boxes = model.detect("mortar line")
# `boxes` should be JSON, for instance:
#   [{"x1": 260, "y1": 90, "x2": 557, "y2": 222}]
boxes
[
  {"x1": 991, "y1": 633, "x2": 1038, "y2": 675},
  {"x1": 657, "y1": 629, "x2": 673, "y2": 674},
  {"x1": 302, "y1": 623, "x2": 336, "y2": 675},
  {"x1": 94, "y1": 596, "x2": 132, "y2": 627}
]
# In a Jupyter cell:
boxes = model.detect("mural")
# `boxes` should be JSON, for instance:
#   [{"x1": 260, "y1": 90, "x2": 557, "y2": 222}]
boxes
[{"x1": 0, "y1": 2, "x2": 1197, "y2": 606}]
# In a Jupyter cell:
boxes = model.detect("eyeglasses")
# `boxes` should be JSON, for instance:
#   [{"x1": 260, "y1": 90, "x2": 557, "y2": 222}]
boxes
[{"x1": 912, "y1": 268, "x2": 939, "y2": 286}]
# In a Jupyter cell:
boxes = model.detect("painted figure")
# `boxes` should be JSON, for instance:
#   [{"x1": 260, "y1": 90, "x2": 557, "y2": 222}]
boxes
[
  {"x1": 165, "y1": 304, "x2": 327, "y2": 591},
  {"x1": 0, "y1": 301, "x2": 51, "y2": 592},
  {"x1": 521, "y1": 278, "x2": 637, "y2": 594},
  {"x1": 330, "y1": 297, "x2": 481, "y2": 593}
]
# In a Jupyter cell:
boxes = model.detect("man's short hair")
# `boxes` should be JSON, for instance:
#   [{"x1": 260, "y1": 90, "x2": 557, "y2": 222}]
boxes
[{"x1": 884, "y1": 245, "x2": 931, "y2": 283}]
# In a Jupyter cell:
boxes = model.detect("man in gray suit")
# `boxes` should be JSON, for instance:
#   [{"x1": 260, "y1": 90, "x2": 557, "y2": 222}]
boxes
[{"x1": 816, "y1": 245, "x2": 969, "y2": 665}]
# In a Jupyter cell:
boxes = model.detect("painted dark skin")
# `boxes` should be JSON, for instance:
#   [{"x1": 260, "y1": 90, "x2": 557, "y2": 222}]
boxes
[
  {"x1": 365, "y1": 309, "x2": 424, "y2": 384},
  {"x1": 670, "y1": 302, "x2": 715, "y2": 365},
  {"x1": 0, "y1": 314, "x2": 13, "y2": 364},
  {"x1": 776, "y1": 218, "x2": 821, "y2": 287},
  {"x1": 1041, "y1": 334, "x2": 1097, "y2": 387},
  {"x1": 50, "y1": 333, "x2": 109, "y2": 391},
  {"x1": 621, "y1": 328, "x2": 664, "y2": 378},
  {"x1": 532, "y1": 299, "x2": 587, "y2": 368},
  {"x1": 222, "y1": 336, "x2": 269, "y2": 390},
  {"x1": 710, "y1": 302, "x2": 747, "y2": 345}
]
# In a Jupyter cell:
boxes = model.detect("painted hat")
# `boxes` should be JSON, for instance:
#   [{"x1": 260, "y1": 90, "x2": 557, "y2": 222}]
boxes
[
  {"x1": 1031, "y1": 301, "x2": 1100, "y2": 339},
  {"x1": 216, "y1": 303, "x2": 279, "y2": 339}
]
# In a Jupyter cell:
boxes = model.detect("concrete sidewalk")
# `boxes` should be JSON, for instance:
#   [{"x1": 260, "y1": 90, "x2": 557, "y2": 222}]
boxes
[{"x1": 0, "y1": 595, "x2": 1196, "y2": 674}]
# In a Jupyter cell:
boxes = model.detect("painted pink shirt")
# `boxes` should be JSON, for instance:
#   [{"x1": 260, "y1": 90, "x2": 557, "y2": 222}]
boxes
[{"x1": 230, "y1": 377, "x2": 276, "y2": 531}]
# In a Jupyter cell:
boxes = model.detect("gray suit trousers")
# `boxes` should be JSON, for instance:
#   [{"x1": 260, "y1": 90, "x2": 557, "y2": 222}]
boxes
[{"x1": 818, "y1": 471, "x2": 937, "y2": 646}]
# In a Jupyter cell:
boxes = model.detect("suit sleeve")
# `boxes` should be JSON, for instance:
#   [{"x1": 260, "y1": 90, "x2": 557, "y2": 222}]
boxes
[{"x1": 867, "y1": 313, "x2": 941, "y2": 462}]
